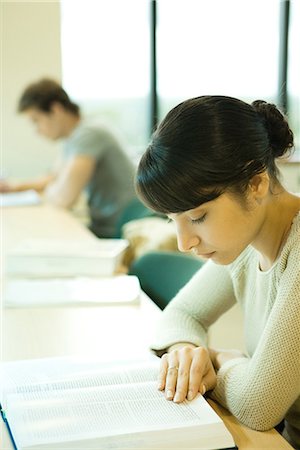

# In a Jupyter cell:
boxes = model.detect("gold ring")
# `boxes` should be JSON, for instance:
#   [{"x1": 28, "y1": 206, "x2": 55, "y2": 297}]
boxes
[{"x1": 168, "y1": 366, "x2": 179, "y2": 371}]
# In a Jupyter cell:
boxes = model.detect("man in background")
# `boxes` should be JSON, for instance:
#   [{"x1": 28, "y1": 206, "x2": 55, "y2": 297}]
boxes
[{"x1": 0, "y1": 78, "x2": 137, "y2": 238}]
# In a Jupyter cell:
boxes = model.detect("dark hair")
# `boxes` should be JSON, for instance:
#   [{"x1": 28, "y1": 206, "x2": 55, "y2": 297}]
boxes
[
  {"x1": 18, "y1": 78, "x2": 80, "y2": 115},
  {"x1": 136, "y1": 96, "x2": 294, "y2": 214}
]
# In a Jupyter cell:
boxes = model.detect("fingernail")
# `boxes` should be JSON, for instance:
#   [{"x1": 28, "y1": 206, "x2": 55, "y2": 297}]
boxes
[
  {"x1": 166, "y1": 390, "x2": 173, "y2": 399},
  {"x1": 187, "y1": 390, "x2": 193, "y2": 401},
  {"x1": 201, "y1": 384, "x2": 206, "y2": 395},
  {"x1": 157, "y1": 383, "x2": 163, "y2": 390},
  {"x1": 173, "y1": 394, "x2": 180, "y2": 402}
]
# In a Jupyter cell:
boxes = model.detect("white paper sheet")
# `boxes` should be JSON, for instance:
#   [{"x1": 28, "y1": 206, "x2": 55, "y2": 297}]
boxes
[
  {"x1": 4, "y1": 275, "x2": 141, "y2": 307},
  {"x1": 0, "y1": 190, "x2": 41, "y2": 207}
]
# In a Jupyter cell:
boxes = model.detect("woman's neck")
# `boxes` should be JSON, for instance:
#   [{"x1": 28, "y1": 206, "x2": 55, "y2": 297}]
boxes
[{"x1": 253, "y1": 189, "x2": 300, "y2": 271}]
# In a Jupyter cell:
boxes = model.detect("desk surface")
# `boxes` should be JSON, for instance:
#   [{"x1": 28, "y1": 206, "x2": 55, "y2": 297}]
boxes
[
  {"x1": 0, "y1": 205, "x2": 293, "y2": 449},
  {"x1": 1, "y1": 204, "x2": 98, "y2": 253}
]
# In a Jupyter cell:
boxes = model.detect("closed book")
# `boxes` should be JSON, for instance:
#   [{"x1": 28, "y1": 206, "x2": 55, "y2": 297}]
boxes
[{"x1": 6, "y1": 238, "x2": 128, "y2": 277}]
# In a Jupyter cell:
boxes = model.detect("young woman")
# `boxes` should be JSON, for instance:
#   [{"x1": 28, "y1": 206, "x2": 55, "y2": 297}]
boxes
[{"x1": 135, "y1": 96, "x2": 300, "y2": 448}]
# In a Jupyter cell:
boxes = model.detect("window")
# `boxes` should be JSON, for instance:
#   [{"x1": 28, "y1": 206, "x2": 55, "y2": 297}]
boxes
[
  {"x1": 288, "y1": 0, "x2": 300, "y2": 153},
  {"x1": 60, "y1": 0, "x2": 150, "y2": 157},
  {"x1": 156, "y1": 0, "x2": 280, "y2": 118},
  {"x1": 61, "y1": 0, "x2": 298, "y2": 157}
]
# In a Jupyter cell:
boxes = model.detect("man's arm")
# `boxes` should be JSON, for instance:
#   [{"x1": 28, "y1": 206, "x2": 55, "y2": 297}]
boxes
[
  {"x1": 0, "y1": 155, "x2": 62, "y2": 194},
  {"x1": 0, "y1": 174, "x2": 55, "y2": 193},
  {"x1": 44, "y1": 155, "x2": 96, "y2": 208}
]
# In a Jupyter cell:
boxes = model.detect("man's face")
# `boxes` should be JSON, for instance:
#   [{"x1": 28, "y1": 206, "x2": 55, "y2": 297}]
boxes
[{"x1": 24, "y1": 106, "x2": 64, "y2": 140}]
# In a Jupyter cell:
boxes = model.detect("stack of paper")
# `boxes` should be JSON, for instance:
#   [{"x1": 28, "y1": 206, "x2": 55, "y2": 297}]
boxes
[{"x1": 4, "y1": 275, "x2": 140, "y2": 307}]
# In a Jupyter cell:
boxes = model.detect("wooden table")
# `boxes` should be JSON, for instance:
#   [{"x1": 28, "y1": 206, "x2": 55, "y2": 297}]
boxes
[{"x1": 0, "y1": 205, "x2": 293, "y2": 449}]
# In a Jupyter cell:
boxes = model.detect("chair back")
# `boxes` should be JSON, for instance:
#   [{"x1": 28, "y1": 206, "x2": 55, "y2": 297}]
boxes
[{"x1": 129, "y1": 250, "x2": 204, "y2": 309}]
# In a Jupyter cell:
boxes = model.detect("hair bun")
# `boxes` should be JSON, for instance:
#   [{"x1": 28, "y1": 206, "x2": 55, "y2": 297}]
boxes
[{"x1": 252, "y1": 100, "x2": 294, "y2": 158}]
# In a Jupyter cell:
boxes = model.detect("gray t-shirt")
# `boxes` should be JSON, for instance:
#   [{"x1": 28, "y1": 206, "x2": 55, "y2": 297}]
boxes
[{"x1": 63, "y1": 120, "x2": 137, "y2": 237}]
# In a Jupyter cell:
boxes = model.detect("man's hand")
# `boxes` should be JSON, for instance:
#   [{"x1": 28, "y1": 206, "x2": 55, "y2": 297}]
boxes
[{"x1": 0, "y1": 179, "x2": 14, "y2": 193}]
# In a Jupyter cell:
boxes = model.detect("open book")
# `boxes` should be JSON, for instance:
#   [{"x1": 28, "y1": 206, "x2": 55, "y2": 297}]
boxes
[
  {"x1": 0, "y1": 356, "x2": 236, "y2": 450},
  {"x1": 3, "y1": 275, "x2": 140, "y2": 307}
]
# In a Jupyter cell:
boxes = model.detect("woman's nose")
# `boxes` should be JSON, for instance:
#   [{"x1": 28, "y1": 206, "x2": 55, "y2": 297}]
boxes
[{"x1": 176, "y1": 228, "x2": 200, "y2": 253}]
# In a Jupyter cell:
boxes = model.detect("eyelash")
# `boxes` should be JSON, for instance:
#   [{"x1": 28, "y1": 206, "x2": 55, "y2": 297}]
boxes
[
  {"x1": 191, "y1": 214, "x2": 207, "y2": 224},
  {"x1": 167, "y1": 214, "x2": 207, "y2": 224}
]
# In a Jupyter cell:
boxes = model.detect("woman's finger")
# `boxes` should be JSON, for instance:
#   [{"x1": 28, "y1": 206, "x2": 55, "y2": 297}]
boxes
[
  {"x1": 164, "y1": 354, "x2": 179, "y2": 400},
  {"x1": 199, "y1": 363, "x2": 217, "y2": 395},
  {"x1": 173, "y1": 354, "x2": 191, "y2": 403},
  {"x1": 157, "y1": 353, "x2": 169, "y2": 391},
  {"x1": 187, "y1": 347, "x2": 208, "y2": 400}
]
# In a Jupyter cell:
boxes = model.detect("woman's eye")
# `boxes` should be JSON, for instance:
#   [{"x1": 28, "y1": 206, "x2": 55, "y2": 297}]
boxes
[{"x1": 191, "y1": 214, "x2": 207, "y2": 224}]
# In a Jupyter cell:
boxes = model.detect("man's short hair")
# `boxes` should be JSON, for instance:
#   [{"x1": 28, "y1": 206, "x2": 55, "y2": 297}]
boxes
[{"x1": 18, "y1": 78, "x2": 80, "y2": 115}]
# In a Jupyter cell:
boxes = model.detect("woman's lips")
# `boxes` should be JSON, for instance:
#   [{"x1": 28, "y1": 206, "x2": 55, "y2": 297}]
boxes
[{"x1": 197, "y1": 251, "x2": 215, "y2": 258}]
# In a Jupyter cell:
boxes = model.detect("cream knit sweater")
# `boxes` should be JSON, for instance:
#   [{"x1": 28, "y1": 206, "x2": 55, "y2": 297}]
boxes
[{"x1": 151, "y1": 212, "x2": 300, "y2": 448}]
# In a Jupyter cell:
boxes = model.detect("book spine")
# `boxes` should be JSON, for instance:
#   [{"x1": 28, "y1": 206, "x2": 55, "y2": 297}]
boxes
[{"x1": 0, "y1": 403, "x2": 18, "y2": 450}]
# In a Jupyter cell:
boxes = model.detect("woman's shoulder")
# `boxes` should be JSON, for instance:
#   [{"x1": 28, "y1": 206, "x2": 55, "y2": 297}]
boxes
[
  {"x1": 282, "y1": 209, "x2": 300, "y2": 254},
  {"x1": 278, "y1": 210, "x2": 300, "y2": 272},
  {"x1": 290, "y1": 209, "x2": 300, "y2": 235}
]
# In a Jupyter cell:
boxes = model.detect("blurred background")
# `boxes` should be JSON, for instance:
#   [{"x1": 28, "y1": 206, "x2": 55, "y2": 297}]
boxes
[{"x1": 2, "y1": 0, "x2": 299, "y2": 188}]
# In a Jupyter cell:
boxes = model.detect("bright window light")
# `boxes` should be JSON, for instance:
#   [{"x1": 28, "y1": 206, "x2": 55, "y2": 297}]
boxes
[
  {"x1": 60, "y1": 0, "x2": 150, "y2": 154},
  {"x1": 61, "y1": 0, "x2": 149, "y2": 100},
  {"x1": 157, "y1": 0, "x2": 280, "y2": 116}
]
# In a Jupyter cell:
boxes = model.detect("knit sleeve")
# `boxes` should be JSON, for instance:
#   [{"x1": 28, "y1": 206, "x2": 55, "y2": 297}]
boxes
[
  {"x1": 150, "y1": 260, "x2": 236, "y2": 353},
  {"x1": 210, "y1": 248, "x2": 300, "y2": 431}
]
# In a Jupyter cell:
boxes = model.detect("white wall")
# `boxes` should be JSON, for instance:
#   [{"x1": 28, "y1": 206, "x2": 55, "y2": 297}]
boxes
[{"x1": 2, "y1": 1, "x2": 62, "y2": 179}]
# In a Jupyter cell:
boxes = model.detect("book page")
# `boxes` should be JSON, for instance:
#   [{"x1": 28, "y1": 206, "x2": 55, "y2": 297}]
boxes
[
  {"x1": 1, "y1": 357, "x2": 234, "y2": 450},
  {"x1": 0, "y1": 357, "x2": 160, "y2": 403},
  {"x1": 4, "y1": 275, "x2": 140, "y2": 307},
  {"x1": 7, "y1": 381, "x2": 223, "y2": 448}
]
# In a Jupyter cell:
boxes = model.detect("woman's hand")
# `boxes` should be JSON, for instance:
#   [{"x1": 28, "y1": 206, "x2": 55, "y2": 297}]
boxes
[
  {"x1": 158, "y1": 344, "x2": 217, "y2": 403},
  {"x1": 209, "y1": 348, "x2": 246, "y2": 371}
]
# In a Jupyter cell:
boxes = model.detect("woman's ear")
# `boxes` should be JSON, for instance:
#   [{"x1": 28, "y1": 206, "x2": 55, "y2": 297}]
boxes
[{"x1": 248, "y1": 172, "x2": 270, "y2": 203}]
